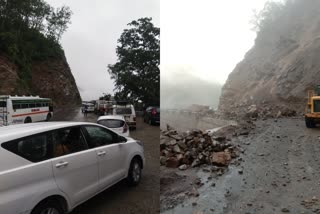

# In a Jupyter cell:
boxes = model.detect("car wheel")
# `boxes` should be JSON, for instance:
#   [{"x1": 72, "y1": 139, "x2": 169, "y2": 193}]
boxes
[
  {"x1": 127, "y1": 158, "x2": 142, "y2": 186},
  {"x1": 148, "y1": 118, "x2": 153, "y2": 125},
  {"x1": 24, "y1": 117, "x2": 32, "y2": 123},
  {"x1": 31, "y1": 200, "x2": 63, "y2": 214}
]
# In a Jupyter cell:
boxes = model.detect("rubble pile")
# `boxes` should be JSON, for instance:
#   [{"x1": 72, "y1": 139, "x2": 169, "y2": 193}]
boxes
[
  {"x1": 160, "y1": 125, "x2": 239, "y2": 169},
  {"x1": 219, "y1": 104, "x2": 297, "y2": 120}
]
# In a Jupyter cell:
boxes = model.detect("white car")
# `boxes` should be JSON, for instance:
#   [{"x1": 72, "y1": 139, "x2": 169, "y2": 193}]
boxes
[
  {"x1": 0, "y1": 122, "x2": 144, "y2": 214},
  {"x1": 113, "y1": 104, "x2": 136, "y2": 129},
  {"x1": 97, "y1": 115, "x2": 130, "y2": 137}
]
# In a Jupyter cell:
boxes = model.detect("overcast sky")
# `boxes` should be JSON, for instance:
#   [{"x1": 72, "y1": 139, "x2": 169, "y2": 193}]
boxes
[
  {"x1": 161, "y1": 0, "x2": 279, "y2": 84},
  {"x1": 46, "y1": 0, "x2": 160, "y2": 101}
]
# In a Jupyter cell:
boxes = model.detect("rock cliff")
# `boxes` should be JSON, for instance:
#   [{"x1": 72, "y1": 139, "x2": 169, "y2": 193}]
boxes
[
  {"x1": 219, "y1": 0, "x2": 320, "y2": 118},
  {"x1": 0, "y1": 54, "x2": 81, "y2": 106}
]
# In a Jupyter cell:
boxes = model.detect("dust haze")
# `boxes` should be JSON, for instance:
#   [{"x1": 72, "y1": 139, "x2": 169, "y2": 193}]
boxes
[{"x1": 161, "y1": 66, "x2": 222, "y2": 109}]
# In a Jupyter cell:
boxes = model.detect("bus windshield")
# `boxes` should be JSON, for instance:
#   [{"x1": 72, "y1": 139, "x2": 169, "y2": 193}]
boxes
[{"x1": 0, "y1": 101, "x2": 6, "y2": 108}]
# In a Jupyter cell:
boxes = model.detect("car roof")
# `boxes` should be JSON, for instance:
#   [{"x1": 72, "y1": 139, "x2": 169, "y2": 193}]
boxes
[
  {"x1": 0, "y1": 122, "x2": 99, "y2": 144},
  {"x1": 97, "y1": 115, "x2": 125, "y2": 121}
]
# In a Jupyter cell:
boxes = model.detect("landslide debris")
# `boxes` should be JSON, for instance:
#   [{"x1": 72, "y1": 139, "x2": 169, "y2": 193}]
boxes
[{"x1": 160, "y1": 124, "x2": 252, "y2": 170}]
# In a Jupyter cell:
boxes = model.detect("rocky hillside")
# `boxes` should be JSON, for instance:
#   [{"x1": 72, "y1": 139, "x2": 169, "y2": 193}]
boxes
[
  {"x1": 0, "y1": 1, "x2": 81, "y2": 106},
  {"x1": 0, "y1": 54, "x2": 81, "y2": 106},
  {"x1": 219, "y1": 0, "x2": 320, "y2": 118}
]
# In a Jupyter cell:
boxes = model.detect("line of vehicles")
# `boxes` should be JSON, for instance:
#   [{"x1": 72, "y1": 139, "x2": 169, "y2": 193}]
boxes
[{"x1": 0, "y1": 95, "x2": 158, "y2": 214}]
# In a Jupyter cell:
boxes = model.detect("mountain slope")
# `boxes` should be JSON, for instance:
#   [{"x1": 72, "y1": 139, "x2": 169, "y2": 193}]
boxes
[{"x1": 219, "y1": 0, "x2": 320, "y2": 117}]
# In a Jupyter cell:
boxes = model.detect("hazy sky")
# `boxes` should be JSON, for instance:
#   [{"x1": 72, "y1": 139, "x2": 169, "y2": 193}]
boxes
[
  {"x1": 46, "y1": 0, "x2": 160, "y2": 101},
  {"x1": 161, "y1": 0, "x2": 276, "y2": 84}
]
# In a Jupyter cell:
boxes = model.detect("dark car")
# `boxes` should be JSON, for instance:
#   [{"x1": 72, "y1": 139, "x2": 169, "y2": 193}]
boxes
[{"x1": 144, "y1": 106, "x2": 160, "y2": 125}]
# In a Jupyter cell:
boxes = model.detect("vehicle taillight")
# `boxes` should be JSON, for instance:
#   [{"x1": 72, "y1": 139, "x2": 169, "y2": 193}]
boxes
[
  {"x1": 152, "y1": 109, "x2": 157, "y2": 115},
  {"x1": 123, "y1": 123, "x2": 128, "y2": 133}
]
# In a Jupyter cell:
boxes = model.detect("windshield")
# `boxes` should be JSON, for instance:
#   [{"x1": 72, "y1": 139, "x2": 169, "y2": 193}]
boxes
[
  {"x1": 0, "y1": 101, "x2": 6, "y2": 108},
  {"x1": 98, "y1": 119, "x2": 125, "y2": 128},
  {"x1": 116, "y1": 108, "x2": 132, "y2": 114},
  {"x1": 314, "y1": 100, "x2": 320, "y2": 112}
]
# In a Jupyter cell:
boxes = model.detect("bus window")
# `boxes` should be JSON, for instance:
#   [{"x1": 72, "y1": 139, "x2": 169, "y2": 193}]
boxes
[
  {"x1": 21, "y1": 104, "x2": 28, "y2": 109},
  {"x1": 13, "y1": 104, "x2": 21, "y2": 109},
  {"x1": 36, "y1": 103, "x2": 42, "y2": 107},
  {"x1": 29, "y1": 103, "x2": 36, "y2": 108},
  {"x1": 0, "y1": 101, "x2": 6, "y2": 108}
]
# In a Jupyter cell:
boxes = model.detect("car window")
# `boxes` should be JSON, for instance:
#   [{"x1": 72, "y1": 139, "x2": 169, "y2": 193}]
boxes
[
  {"x1": 52, "y1": 127, "x2": 88, "y2": 158},
  {"x1": 97, "y1": 119, "x2": 124, "y2": 128},
  {"x1": 2, "y1": 133, "x2": 52, "y2": 162},
  {"x1": 83, "y1": 126, "x2": 115, "y2": 148},
  {"x1": 116, "y1": 108, "x2": 132, "y2": 114}
]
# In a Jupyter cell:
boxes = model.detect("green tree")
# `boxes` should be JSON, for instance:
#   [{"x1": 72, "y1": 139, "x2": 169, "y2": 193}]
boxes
[
  {"x1": 0, "y1": 0, "x2": 72, "y2": 92},
  {"x1": 99, "y1": 93, "x2": 112, "y2": 101},
  {"x1": 108, "y1": 17, "x2": 160, "y2": 106}
]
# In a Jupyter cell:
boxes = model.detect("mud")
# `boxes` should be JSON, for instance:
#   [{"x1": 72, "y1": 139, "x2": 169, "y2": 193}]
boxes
[
  {"x1": 160, "y1": 118, "x2": 320, "y2": 214},
  {"x1": 52, "y1": 108, "x2": 160, "y2": 214}
]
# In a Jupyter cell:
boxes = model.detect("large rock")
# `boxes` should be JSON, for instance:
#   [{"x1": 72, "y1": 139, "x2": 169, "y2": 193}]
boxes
[{"x1": 211, "y1": 152, "x2": 231, "y2": 166}]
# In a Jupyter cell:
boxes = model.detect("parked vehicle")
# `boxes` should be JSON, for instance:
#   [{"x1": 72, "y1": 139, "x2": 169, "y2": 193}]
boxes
[
  {"x1": 144, "y1": 106, "x2": 160, "y2": 125},
  {"x1": 81, "y1": 103, "x2": 95, "y2": 113},
  {"x1": 97, "y1": 115, "x2": 130, "y2": 137},
  {"x1": 0, "y1": 122, "x2": 144, "y2": 214},
  {"x1": 0, "y1": 95, "x2": 53, "y2": 126},
  {"x1": 95, "y1": 100, "x2": 114, "y2": 115},
  {"x1": 113, "y1": 102, "x2": 136, "y2": 129}
]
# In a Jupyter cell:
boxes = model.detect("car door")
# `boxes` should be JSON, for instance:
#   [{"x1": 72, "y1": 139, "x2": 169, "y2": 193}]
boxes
[
  {"x1": 82, "y1": 125, "x2": 127, "y2": 189},
  {"x1": 50, "y1": 126, "x2": 99, "y2": 207}
]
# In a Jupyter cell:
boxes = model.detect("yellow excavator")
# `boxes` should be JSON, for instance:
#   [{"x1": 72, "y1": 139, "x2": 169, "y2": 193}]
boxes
[{"x1": 305, "y1": 85, "x2": 320, "y2": 128}]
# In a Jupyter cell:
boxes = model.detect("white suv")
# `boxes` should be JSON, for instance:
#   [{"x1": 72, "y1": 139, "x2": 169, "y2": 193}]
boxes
[
  {"x1": 0, "y1": 122, "x2": 144, "y2": 214},
  {"x1": 113, "y1": 104, "x2": 136, "y2": 129}
]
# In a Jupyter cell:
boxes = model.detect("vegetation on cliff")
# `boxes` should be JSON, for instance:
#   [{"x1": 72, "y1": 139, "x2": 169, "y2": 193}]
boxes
[{"x1": 0, "y1": 0, "x2": 72, "y2": 91}]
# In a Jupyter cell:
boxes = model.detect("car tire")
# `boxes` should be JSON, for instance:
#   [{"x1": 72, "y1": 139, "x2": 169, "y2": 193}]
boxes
[
  {"x1": 148, "y1": 118, "x2": 153, "y2": 125},
  {"x1": 127, "y1": 158, "x2": 142, "y2": 186},
  {"x1": 31, "y1": 199, "x2": 64, "y2": 214},
  {"x1": 24, "y1": 117, "x2": 32, "y2": 123}
]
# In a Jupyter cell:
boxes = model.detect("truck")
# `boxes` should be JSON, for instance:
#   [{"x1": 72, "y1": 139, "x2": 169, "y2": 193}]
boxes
[{"x1": 305, "y1": 85, "x2": 320, "y2": 128}]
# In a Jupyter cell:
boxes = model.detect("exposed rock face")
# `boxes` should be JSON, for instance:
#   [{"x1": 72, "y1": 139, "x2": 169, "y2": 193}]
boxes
[
  {"x1": 31, "y1": 58, "x2": 81, "y2": 106},
  {"x1": 219, "y1": 0, "x2": 320, "y2": 118},
  {"x1": 0, "y1": 54, "x2": 81, "y2": 106},
  {"x1": 0, "y1": 55, "x2": 18, "y2": 95}
]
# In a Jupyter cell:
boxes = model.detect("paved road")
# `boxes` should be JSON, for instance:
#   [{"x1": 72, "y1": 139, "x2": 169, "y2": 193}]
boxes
[
  {"x1": 53, "y1": 108, "x2": 160, "y2": 214},
  {"x1": 162, "y1": 118, "x2": 320, "y2": 214}
]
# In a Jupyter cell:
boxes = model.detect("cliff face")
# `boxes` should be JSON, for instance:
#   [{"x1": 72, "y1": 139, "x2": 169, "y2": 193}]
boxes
[
  {"x1": 219, "y1": 0, "x2": 320, "y2": 118},
  {"x1": 0, "y1": 54, "x2": 81, "y2": 106}
]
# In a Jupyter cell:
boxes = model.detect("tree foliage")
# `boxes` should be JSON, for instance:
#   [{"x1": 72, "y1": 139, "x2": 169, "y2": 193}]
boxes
[
  {"x1": 99, "y1": 93, "x2": 112, "y2": 101},
  {"x1": 108, "y1": 17, "x2": 160, "y2": 106},
  {"x1": 0, "y1": 0, "x2": 72, "y2": 92}
]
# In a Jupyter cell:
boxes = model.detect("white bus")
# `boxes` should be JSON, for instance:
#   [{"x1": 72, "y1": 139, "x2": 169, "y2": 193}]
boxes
[{"x1": 0, "y1": 95, "x2": 53, "y2": 126}]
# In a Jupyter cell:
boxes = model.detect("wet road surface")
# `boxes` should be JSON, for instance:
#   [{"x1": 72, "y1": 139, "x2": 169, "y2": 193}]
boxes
[
  {"x1": 53, "y1": 108, "x2": 160, "y2": 214},
  {"x1": 161, "y1": 118, "x2": 320, "y2": 214}
]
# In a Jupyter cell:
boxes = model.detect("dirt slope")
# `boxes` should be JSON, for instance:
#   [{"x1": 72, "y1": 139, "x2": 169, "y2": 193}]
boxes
[{"x1": 0, "y1": 54, "x2": 81, "y2": 106}]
